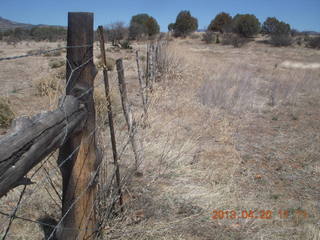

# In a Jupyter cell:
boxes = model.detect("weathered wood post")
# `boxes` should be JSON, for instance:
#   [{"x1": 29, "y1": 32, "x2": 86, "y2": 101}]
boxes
[
  {"x1": 97, "y1": 26, "x2": 123, "y2": 212},
  {"x1": 145, "y1": 44, "x2": 150, "y2": 105},
  {"x1": 57, "y1": 12, "x2": 99, "y2": 239},
  {"x1": 135, "y1": 50, "x2": 148, "y2": 120},
  {"x1": 116, "y1": 59, "x2": 141, "y2": 171},
  {"x1": 149, "y1": 44, "x2": 155, "y2": 90}
]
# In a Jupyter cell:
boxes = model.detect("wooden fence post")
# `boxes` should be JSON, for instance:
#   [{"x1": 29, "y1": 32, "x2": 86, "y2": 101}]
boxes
[
  {"x1": 145, "y1": 44, "x2": 150, "y2": 105},
  {"x1": 97, "y1": 26, "x2": 123, "y2": 212},
  {"x1": 116, "y1": 59, "x2": 141, "y2": 171},
  {"x1": 135, "y1": 50, "x2": 148, "y2": 121},
  {"x1": 57, "y1": 12, "x2": 99, "y2": 239},
  {"x1": 149, "y1": 44, "x2": 155, "y2": 92}
]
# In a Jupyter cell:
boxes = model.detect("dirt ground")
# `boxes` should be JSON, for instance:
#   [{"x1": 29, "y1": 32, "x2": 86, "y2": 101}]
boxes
[{"x1": 0, "y1": 36, "x2": 320, "y2": 239}]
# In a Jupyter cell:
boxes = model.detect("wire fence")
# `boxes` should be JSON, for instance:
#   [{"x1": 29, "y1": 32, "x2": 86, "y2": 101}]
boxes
[
  {"x1": 0, "y1": 41, "x2": 101, "y2": 239},
  {"x1": 0, "y1": 32, "x2": 170, "y2": 240},
  {"x1": 0, "y1": 44, "x2": 93, "y2": 62}
]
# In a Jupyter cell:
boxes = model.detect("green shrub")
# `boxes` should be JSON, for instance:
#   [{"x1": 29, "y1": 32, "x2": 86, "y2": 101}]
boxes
[
  {"x1": 232, "y1": 14, "x2": 260, "y2": 37},
  {"x1": 145, "y1": 17, "x2": 160, "y2": 36},
  {"x1": 262, "y1": 17, "x2": 279, "y2": 34},
  {"x1": 222, "y1": 33, "x2": 249, "y2": 48},
  {"x1": 2, "y1": 26, "x2": 67, "y2": 43},
  {"x1": 208, "y1": 12, "x2": 232, "y2": 33},
  {"x1": 168, "y1": 23, "x2": 175, "y2": 32},
  {"x1": 202, "y1": 31, "x2": 215, "y2": 44},
  {"x1": 30, "y1": 26, "x2": 67, "y2": 42},
  {"x1": 129, "y1": 14, "x2": 160, "y2": 40},
  {"x1": 170, "y1": 10, "x2": 198, "y2": 37},
  {"x1": 120, "y1": 40, "x2": 132, "y2": 49},
  {"x1": 262, "y1": 17, "x2": 292, "y2": 46},
  {"x1": 0, "y1": 97, "x2": 14, "y2": 128},
  {"x1": 262, "y1": 17, "x2": 291, "y2": 35},
  {"x1": 270, "y1": 34, "x2": 292, "y2": 46},
  {"x1": 307, "y1": 36, "x2": 320, "y2": 49}
]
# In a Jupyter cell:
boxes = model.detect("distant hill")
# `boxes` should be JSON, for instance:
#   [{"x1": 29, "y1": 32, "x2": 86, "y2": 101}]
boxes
[
  {"x1": 0, "y1": 17, "x2": 65, "y2": 31},
  {"x1": 301, "y1": 31, "x2": 320, "y2": 36},
  {"x1": 0, "y1": 17, "x2": 34, "y2": 30}
]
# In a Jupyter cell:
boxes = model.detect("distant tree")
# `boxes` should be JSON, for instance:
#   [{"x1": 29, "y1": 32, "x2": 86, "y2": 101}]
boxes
[
  {"x1": 232, "y1": 14, "x2": 260, "y2": 37},
  {"x1": 208, "y1": 12, "x2": 232, "y2": 33},
  {"x1": 12, "y1": 27, "x2": 30, "y2": 41},
  {"x1": 168, "y1": 23, "x2": 175, "y2": 32},
  {"x1": 202, "y1": 30, "x2": 215, "y2": 44},
  {"x1": 30, "y1": 26, "x2": 67, "y2": 41},
  {"x1": 261, "y1": 17, "x2": 292, "y2": 46},
  {"x1": 145, "y1": 17, "x2": 160, "y2": 36},
  {"x1": 261, "y1": 17, "x2": 279, "y2": 34},
  {"x1": 131, "y1": 14, "x2": 150, "y2": 27},
  {"x1": 273, "y1": 21, "x2": 291, "y2": 35},
  {"x1": 306, "y1": 36, "x2": 320, "y2": 49},
  {"x1": 262, "y1": 17, "x2": 290, "y2": 35},
  {"x1": 129, "y1": 14, "x2": 149, "y2": 39},
  {"x1": 290, "y1": 29, "x2": 300, "y2": 37},
  {"x1": 105, "y1": 22, "x2": 128, "y2": 46},
  {"x1": 129, "y1": 14, "x2": 160, "y2": 39},
  {"x1": 172, "y1": 10, "x2": 198, "y2": 37},
  {"x1": 270, "y1": 21, "x2": 292, "y2": 46}
]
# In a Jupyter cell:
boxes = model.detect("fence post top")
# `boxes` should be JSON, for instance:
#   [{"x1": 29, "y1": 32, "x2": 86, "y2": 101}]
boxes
[{"x1": 68, "y1": 12, "x2": 93, "y2": 15}]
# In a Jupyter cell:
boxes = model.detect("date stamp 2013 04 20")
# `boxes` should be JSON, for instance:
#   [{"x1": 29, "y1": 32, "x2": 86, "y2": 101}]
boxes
[{"x1": 211, "y1": 209, "x2": 309, "y2": 220}]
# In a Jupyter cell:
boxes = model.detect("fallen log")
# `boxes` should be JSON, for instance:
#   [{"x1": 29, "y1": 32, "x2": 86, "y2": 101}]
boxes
[{"x1": 0, "y1": 95, "x2": 87, "y2": 198}]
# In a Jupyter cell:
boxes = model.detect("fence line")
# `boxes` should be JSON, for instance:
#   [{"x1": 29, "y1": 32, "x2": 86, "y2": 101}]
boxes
[
  {"x1": 0, "y1": 44, "x2": 93, "y2": 62},
  {"x1": 0, "y1": 12, "x2": 168, "y2": 239}
]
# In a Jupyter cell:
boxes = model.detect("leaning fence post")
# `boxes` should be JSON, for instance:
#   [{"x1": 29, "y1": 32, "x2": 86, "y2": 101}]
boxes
[
  {"x1": 145, "y1": 44, "x2": 150, "y2": 105},
  {"x1": 135, "y1": 50, "x2": 148, "y2": 122},
  {"x1": 116, "y1": 59, "x2": 141, "y2": 171},
  {"x1": 97, "y1": 26, "x2": 124, "y2": 212},
  {"x1": 148, "y1": 44, "x2": 155, "y2": 91},
  {"x1": 57, "y1": 12, "x2": 99, "y2": 240}
]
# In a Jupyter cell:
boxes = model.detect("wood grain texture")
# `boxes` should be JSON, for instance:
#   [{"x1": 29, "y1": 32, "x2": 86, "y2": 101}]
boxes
[
  {"x1": 57, "y1": 12, "x2": 99, "y2": 240},
  {"x1": 0, "y1": 95, "x2": 87, "y2": 198}
]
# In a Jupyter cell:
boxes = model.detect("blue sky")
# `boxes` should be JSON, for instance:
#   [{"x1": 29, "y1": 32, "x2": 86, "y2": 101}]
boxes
[{"x1": 1, "y1": 0, "x2": 319, "y2": 32}]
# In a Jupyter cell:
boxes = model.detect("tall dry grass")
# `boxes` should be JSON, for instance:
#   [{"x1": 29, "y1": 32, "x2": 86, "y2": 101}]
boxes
[{"x1": 198, "y1": 63, "x2": 320, "y2": 115}]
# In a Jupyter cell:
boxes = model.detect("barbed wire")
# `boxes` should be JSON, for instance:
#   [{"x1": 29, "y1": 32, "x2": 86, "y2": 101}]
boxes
[
  {"x1": 0, "y1": 40, "x2": 98, "y2": 238},
  {"x1": 0, "y1": 40, "x2": 166, "y2": 239},
  {"x1": 0, "y1": 125, "x2": 103, "y2": 238},
  {"x1": 1, "y1": 54, "x2": 102, "y2": 232},
  {"x1": 0, "y1": 44, "x2": 93, "y2": 62},
  {"x1": 0, "y1": 106, "x2": 151, "y2": 237},
  {"x1": 47, "y1": 160, "x2": 103, "y2": 240},
  {"x1": 0, "y1": 101, "x2": 109, "y2": 234}
]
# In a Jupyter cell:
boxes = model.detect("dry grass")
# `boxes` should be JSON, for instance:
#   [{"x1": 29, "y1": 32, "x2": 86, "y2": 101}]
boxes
[
  {"x1": 1, "y1": 37, "x2": 320, "y2": 240},
  {"x1": 48, "y1": 59, "x2": 65, "y2": 69},
  {"x1": 33, "y1": 75, "x2": 63, "y2": 97},
  {"x1": 94, "y1": 83, "x2": 123, "y2": 129},
  {"x1": 169, "y1": 39, "x2": 320, "y2": 239},
  {"x1": 0, "y1": 97, "x2": 15, "y2": 128},
  {"x1": 96, "y1": 57, "x2": 116, "y2": 71},
  {"x1": 103, "y1": 39, "x2": 320, "y2": 240}
]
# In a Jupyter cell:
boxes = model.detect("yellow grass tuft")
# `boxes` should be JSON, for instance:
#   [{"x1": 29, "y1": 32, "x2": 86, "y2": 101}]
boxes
[{"x1": 0, "y1": 97, "x2": 15, "y2": 128}]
